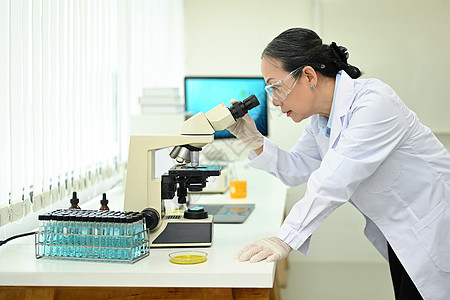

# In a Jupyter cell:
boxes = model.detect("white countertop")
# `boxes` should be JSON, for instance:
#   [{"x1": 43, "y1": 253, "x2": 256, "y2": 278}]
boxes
[{"x1": 0, "y1": 165, "x2": 287, "y2": 288}]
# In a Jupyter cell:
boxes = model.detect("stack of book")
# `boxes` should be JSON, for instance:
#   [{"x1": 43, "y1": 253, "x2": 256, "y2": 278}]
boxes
[{"x1": 139, "y1": 87, "x2": 184, "y2": 114}]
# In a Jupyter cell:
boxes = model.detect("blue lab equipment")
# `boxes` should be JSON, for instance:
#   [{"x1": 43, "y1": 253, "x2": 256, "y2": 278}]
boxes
[{"x1": 36, "y1": 209, "x2": 149, "y2": 263}]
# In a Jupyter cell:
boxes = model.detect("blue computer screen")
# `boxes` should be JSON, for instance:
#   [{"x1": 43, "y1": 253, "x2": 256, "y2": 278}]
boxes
[{"x1": 184, "y1": 77, "x2": 268, "y2": 138}]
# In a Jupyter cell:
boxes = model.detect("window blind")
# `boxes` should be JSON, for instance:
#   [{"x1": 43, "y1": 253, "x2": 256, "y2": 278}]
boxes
[{"x1": 0, "y1": 0, "x2": 184, "y2": 228}]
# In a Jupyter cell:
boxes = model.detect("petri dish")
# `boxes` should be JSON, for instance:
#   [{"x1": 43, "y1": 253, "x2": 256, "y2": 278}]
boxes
[{"x1": 169, "y1": 251, "x2": 208, "y2": 265}]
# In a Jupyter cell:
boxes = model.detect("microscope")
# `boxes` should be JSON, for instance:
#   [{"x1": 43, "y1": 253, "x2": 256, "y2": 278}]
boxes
[{"x1": 124, "y1": 95, "x2": 260, "y2": 247}]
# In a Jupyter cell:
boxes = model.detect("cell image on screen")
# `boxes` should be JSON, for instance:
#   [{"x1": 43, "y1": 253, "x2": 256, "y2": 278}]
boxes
[{"x1": 184, "y1": 77, "x2": 268, "y2": 139}]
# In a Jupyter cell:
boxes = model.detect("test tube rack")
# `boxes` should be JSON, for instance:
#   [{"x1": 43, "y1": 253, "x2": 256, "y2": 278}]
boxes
[{"x1": 35, "y1": 209, "x2": 149, "y2": 264}]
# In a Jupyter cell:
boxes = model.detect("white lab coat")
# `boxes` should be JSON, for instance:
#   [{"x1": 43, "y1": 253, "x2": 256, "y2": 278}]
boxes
[{"x1": 249, "y1": 71, "x2": 450, "y2": 300}]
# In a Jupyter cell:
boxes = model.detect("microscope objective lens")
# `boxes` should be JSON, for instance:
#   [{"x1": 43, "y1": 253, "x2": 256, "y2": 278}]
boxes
[
  {"x1": 190, "y1": 151, "x2": 200, "y2": 167},
  {"x1": 169, "y1": 146, "x2": 182, "y2": 159},
  {"x1": 176, "y1": 147, "x2": 190, "y2": 164}
]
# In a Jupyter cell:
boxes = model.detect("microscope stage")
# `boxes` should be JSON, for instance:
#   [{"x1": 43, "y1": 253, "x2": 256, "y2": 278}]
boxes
[{"x1": 169, "y1": 165, "x2": 221, "y2": 176}]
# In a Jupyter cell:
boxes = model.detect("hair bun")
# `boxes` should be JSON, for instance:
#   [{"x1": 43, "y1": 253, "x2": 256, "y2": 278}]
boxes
[
  {"x1": 330, "y1": 42, "x2": 349, "y2": 64},
  {"x1": 330, "y1": 42, "x2": 362, "y2": 78}
]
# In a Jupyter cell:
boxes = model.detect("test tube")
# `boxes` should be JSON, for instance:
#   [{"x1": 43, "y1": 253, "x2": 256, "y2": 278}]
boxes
[
  {"x1": 38, "y1": 214, "x2": 50, "y2": 256},
  {"x1": 80, "y1": 215, "x2": 89, "y2": 258},
  {"x1": 132, "y1": 215, "x2": 140, "y2": 258},
  {"x1": 55, "y1": 214, "x2": 65, "y2": 257},
  {"x1": 99, "y1": 215, "x2": 108, "y2": 259},
  {"x1": 68, "y1": 215, "x2": 77, "y2": 258},
  {"x1": 124, "y1": 216, "x2": 134, "y2": 260},
  {"x1": 44, "y1": 214, "x2": 53, "y2": 256},
  {"x1": 86, "y1": 215, "x2": 95, "y2": 258},
  {"x1": 94, "y1": 215, "x2": 102, "y2": 259},
  {"x1": 60, "y1": 214, "x2": 69, "y2": 257},
  {"x1": 112, "y1": 216, "x2": 120, "y2": 259},
  {"x1": 74, "y1": 215, "x2": 83, "y2": 258},
  {"x1": 116, "y1": 216, "x2": 124, "y2": 260},
  {"x1": 139, "y1": 214, "x2": 148, "y2": 255}
]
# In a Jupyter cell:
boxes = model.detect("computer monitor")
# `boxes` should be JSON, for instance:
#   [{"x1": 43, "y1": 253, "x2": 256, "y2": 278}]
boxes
[{"x1": 184, "y1": 77, "x2": 268, "y2": 139}]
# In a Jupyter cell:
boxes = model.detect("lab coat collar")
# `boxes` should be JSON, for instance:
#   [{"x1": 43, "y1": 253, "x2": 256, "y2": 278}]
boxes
[{"x1": 328, "y1": 71, "x2": 355, "y2": 149}]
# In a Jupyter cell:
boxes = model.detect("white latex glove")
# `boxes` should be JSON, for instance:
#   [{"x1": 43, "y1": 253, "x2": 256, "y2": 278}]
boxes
[
  {"x1": 235, "y1": 237, "x2": 292, "y2": 263},
  {"x1": 226, "y1": 100, "x2": 264, "y2": 150}
]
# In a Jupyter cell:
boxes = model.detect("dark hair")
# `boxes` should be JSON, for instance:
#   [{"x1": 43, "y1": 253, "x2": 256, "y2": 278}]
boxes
[{"x1": 262, "y1": 28, "x2": 362, "y2": 79}]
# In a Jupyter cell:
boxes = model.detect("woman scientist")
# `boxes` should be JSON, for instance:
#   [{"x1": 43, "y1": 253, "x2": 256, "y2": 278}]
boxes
[{"x1": 228, "y1": 28, "x2": 450, "y2": 300}]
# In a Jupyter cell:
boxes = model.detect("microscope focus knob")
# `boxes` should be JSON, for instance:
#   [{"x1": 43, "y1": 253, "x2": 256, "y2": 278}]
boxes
[
  {"x1": 184, "y1": 206, "x2": 208, "y2": 219},
  {"x1": 141, "y1": 208, "x2": 160, "y2": 230}
]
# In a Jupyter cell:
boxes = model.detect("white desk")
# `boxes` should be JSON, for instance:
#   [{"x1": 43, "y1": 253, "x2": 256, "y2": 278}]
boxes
[{"x1": 0, "y1": 165, "x2": 287, "y2": 300}]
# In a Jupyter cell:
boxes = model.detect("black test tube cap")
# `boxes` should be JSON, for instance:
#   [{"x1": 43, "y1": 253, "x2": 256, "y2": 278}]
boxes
[
  {"x1": 70, "y1": 192, "x2": 79, "y2": 205},
  {"x1": 100, "y1": 193, "x2": 108, "y2": 205}
]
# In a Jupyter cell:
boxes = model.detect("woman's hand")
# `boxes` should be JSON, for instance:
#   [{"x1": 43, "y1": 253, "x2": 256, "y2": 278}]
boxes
[
  {"x1": 226, "y1": 100, "x2": 264, "y2": 151},
  {"x1": 235, "y1": 237, "x2": 292, "y2": 263}
]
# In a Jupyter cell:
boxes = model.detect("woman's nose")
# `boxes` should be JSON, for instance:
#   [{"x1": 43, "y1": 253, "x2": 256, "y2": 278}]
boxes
[{"x1": 272, "y1": 98, "x2": 282, "y2": 106}]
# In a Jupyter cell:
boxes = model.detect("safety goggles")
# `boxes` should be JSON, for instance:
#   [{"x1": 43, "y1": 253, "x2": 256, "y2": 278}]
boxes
[{"x1": 264, "y1": 66, "x2": 304, "y2": 104}]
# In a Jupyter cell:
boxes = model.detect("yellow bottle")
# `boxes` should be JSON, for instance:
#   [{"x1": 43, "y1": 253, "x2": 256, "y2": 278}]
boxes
[{"x1": 229, "y1": 180, "x2": 247, "y2": 199}]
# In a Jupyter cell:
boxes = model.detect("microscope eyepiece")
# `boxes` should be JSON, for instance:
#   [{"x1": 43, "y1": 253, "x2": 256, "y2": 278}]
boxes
[{"x1": 228, "y1": 94, "x2": 260, "y2": 120}]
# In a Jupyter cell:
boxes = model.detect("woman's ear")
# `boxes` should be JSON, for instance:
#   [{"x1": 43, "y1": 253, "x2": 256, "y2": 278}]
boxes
[{"x1": 302, "y1": 66, "x2": 318, "y2": 86}]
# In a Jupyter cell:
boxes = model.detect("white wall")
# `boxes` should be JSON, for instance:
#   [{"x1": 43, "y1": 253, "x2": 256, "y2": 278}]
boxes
[
  {"x1": 184, "y1": 0, "x2": 313, "y2": 150},
  {"x1": 320, "y1": 0, "x2": 450, "y2": 133},
  {"x1": 184, "y1": 0, "x2": 312, "y2": 77},
  {"x1": 183, "y1": 0, "x2": 450, "y2": 263}
]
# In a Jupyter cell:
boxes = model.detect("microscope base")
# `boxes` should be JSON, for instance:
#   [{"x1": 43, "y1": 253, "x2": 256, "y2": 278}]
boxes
[{"x1": 150, "y1": 215, "x2": 213, "y2": 247}]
